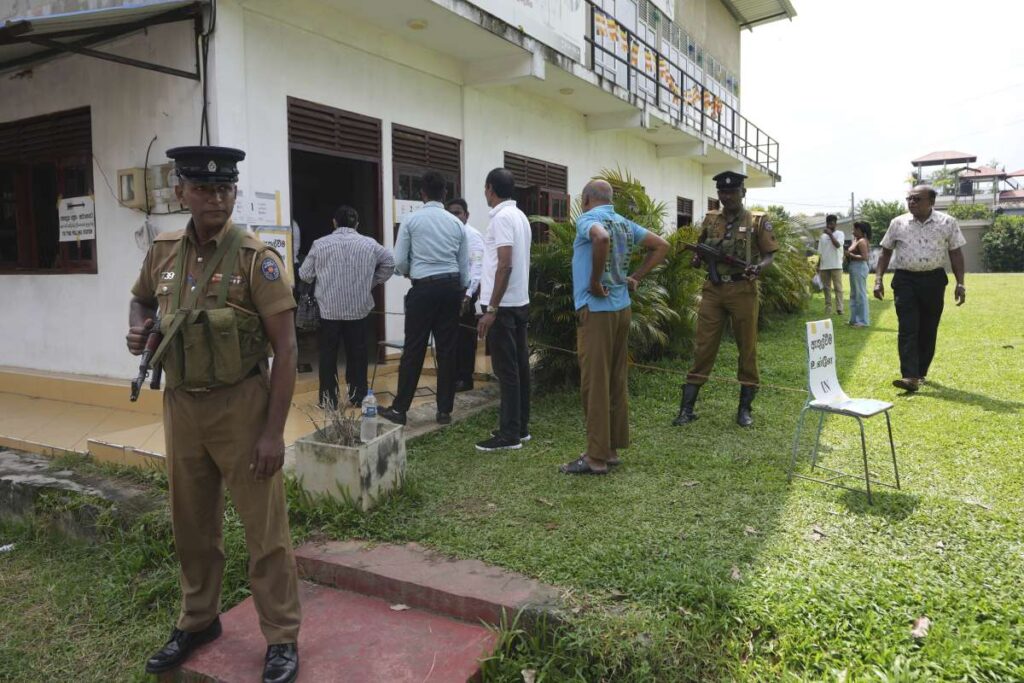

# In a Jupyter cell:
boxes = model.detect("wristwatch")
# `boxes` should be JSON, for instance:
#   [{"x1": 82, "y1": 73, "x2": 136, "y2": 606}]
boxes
[{"x1": 486, "y1": 305, "x2": 498, "y2": 314}]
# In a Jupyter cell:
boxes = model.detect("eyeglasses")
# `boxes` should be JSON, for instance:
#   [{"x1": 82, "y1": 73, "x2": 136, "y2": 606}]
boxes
[{"x1": 906, "y1": 195, "x2": 924, "y2": 203}]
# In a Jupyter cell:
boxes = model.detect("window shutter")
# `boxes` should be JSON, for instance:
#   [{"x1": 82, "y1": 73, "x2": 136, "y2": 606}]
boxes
[
  {"x1": 287, "y1": 97, "x2": 381, "y2": 161},
  {"x1": 391, "y1": 125, "x2": 460, "y2": 177},
  {"x1": 0, "y1": 107, "x2": 91, "y2": 164},
  {"x1": 503, "y1": 152, "x2": 568, "y2": 193}
]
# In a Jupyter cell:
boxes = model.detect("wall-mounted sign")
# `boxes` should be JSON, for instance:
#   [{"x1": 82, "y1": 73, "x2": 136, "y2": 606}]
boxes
[
  {"x1": 253, "y1": 226, "x2": 293, "y2": 275},
  {"x1": 58, "y1": 195, "x2": 96, "y2": 242}
]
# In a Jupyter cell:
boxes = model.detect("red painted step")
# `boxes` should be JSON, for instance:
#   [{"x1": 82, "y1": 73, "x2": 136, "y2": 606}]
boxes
[
  {"x1": 176, "y1": 581, "x2": 497, "y2": 683},
  {"x1": 295, "y1": 541, "x2": 561, "y2": 626}
]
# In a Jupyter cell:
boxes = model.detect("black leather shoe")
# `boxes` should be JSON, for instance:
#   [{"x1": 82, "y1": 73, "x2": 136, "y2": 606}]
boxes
[
  {"x1": 263, "y1": 643, "x2": 299, "y2": 683},
  {"x1": 379, "y1": 406, "x2": 407, "y2": 425},
  {"x1": 436, "y1": 412, "x2": 452, "y2": 425},
  {"x1": 144, "y1": 617, "x2": 222, "y2": 674},
  {"x1": 737, "y1": 385, "x2": 757, "y2": 427},
  {"x1": 672, "y1": 384, "x2": 700, "y2": 426}
]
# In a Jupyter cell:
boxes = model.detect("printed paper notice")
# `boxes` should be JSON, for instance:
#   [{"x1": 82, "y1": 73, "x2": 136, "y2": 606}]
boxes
[{"x1": 58, "y1": 195, "x2": 96, "y2": 242}]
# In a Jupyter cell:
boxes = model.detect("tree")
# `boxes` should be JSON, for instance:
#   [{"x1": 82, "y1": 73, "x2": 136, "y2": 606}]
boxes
[
  {"x1": 927, "y1": 167, "x2": 957, "y2": 195},
  {"x1": 856, "y1": 199, "x2": 904, "y2": 246},
  {"x1": 982, "y1": 216, "x2": 1024, "y2": 272}
]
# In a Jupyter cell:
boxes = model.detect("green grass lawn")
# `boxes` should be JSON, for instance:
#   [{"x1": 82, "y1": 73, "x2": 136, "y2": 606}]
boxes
[{"x1": 2, "y1": 273, "x2": 1023, "y2": 681}]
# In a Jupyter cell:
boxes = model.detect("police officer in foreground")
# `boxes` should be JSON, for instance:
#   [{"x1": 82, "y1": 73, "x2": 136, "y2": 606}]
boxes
[
  {"x1": 126, "y1": 147, "x2": 301, "y2": 683},
  {"x1": 673, "y1": 171, "x2": 779, "y2": 428}
]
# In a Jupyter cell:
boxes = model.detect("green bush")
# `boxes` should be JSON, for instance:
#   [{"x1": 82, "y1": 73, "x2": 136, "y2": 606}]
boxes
[
  {"x1": 857, "y1": 199, "x2": 905, "y2": 246},
  {"x1": 982, "y1": 215, "x2": 1024, "y2": 272},
  {"x1": 527, "y1": 172, "x2": 810, "y2": 387},
  {"x1": 947, "y1": 203, "x2": 993, "y2": 221}
]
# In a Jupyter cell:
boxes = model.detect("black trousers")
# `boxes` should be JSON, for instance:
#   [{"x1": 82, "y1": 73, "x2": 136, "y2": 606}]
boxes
[
  {"x1": 487, "y1": 305, "x2": 531, "y2": 439},
  {"x1": 393, "y1": 277, "x2": 462, "y2": 413},
  {"x1": 456, "y1": 293, "x2": 479, "y2": 385},
  {"x1": 892, "y1": 268, "x2": 947, "y2": 379},
  {"x1": 318, "y1": 317, "x2": 369, "y2": 407}
]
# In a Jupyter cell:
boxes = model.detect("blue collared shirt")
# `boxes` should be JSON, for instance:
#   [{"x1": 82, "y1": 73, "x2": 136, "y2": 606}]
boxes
[
  {"x1": 573, "y1": 203, "x2": 648, "y2": 311},
  {"x1": 394, "y1": 201, "x2": 469, "y2": 286}
]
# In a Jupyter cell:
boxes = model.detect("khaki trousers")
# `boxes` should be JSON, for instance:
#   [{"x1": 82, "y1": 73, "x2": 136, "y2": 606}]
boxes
[
  {"x1": 687, "y1": 279, "x2": 760, "y2": 386},
  {"x1": 164, "y1": 374, "x2": 301, "y2": 644},
  {"x1": 577, "y1": 306, "x2": 631, "y2": 464},
  {"x1": 821, "y1": 268, "x2": 844, "y2": 314}
]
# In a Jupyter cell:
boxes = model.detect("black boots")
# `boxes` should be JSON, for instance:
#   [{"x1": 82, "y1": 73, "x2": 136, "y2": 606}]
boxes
[
  {"x1": 672, "y1": 384, "x2": 701, "y2": 426},
  {"x1": 737, "y1": 385, "x2": 757, "y2": 427},
  {"x1": 144, "y1": 617, "x2": 222, "y2": 674}
]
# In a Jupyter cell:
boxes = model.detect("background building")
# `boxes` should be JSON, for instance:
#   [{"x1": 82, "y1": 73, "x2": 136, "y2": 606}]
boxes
[{"x1": 0, "y1": 0, "x2": 795, "y2": 380}]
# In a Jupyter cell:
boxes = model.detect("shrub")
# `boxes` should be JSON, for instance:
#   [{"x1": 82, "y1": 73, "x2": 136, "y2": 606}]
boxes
[
  {"x1": 982, "y1": 216, "x2": 1024, "y2": 272},
  {"x1": 947, "y1": 203, "x2": 993, "y2": 221}
]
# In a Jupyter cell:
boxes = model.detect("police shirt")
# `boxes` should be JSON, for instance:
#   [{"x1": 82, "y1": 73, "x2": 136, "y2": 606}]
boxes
[
  {"x1": 698, "y1": 209, "x2": 779, "y2": 274},
  {"x1": 132, "y1": 219, "x2": 295, "y2": 320}
]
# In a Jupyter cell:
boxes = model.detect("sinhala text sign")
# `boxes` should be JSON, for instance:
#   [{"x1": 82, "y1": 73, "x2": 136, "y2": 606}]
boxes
[{"x1": 58, "y1": 195, "x2": 96, "y2": 242}]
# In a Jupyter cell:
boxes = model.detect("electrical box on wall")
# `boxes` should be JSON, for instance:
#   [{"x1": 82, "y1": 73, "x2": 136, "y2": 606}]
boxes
[{"x1": 117, "y1": 167, "x2": 147, "y2": 209}]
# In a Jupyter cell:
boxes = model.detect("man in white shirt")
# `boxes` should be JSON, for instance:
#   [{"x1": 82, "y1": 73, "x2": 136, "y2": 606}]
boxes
[
  {"x1": 446, "y1": 198, "x2": 484, "y2": 392},
  {"x1": 475, "y1": 168, "x2": 532, "y2": 451},
  {"x1": 874, "y1": 185, "x2": 966, "y2": 392},
  {"x1": 817, "y1": 214, "x2": 845, "y2": 315}
]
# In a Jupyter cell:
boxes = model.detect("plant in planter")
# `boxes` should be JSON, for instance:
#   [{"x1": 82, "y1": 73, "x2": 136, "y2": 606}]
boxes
[{"x1": 293, "y1": 405, "x2": 406, "y2": 512}]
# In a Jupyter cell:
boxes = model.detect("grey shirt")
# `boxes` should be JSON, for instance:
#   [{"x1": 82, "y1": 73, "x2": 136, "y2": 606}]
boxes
[
  {"x1": 299, "y1": 227, "x2": 394, "y2": 320},
  {"x1": 394, "y1": 201, "x2": 469, "y2": 287}
]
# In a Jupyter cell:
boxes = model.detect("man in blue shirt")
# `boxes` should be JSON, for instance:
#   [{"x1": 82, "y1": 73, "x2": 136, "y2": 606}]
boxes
[
  {"x1": 561, "y1": 180, "x2": 668, "y2": 474},
  {"x1": 380, "y1": 170, "x2": 469, "y2": 425}
]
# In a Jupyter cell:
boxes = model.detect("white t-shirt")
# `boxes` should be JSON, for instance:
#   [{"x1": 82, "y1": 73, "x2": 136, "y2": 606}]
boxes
[
  {"x1": 480, "y1": 200, "x2": 531, "y2": 307},
  {"x1": 463, "y1": 223, "x2": 484, "y2": 297},
  {"x1": 818, "y1": 229, "x2": 845, "y2": 270}
]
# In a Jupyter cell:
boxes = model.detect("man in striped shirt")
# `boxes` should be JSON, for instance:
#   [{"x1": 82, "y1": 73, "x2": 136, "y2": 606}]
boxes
[{"x1": 299, "y1": 205, "x2": 394, "y2": 408}]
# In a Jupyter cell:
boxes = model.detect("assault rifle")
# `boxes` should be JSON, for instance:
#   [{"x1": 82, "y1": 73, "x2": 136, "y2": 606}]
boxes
[
  {"x1": 681, "y1": 242, "x2": 751, "y2": 285},
  {"x1": 130, "y1": 318, "x2": 163, "y2": 402}
]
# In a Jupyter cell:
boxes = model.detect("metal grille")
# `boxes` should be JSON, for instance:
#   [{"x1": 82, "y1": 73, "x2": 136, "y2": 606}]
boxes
[
  {"x1": 677, "y1": 197, "x2": 694, "y2": 216},
  {"x1": 287, "y1": 97, "x2": 381, "y2": 161},
  {"x1": 503, "y1": 152, "x2": 568, "y2": 192},
  {"x1": 0, "y1": 107, "x2": 91, "y2": 163},
  {"x1": 392, "y1": 125, "x2": 460, "y2": 176}
]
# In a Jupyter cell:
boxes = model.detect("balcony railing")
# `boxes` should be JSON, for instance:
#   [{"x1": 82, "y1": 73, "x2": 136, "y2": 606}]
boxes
[{"x1": 585, "y1": 1, "x2": 779, "y2": 176}]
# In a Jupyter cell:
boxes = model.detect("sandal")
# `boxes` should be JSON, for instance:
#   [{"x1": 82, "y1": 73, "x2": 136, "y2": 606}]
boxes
[{"x1": 559, "y1": 456, "x2": 608, "y2": 475}]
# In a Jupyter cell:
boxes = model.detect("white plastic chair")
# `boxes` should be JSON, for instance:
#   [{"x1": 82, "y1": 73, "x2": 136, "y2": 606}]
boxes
[{"x1": 787, "y1": 319, "x2": 900, "y2": 504}]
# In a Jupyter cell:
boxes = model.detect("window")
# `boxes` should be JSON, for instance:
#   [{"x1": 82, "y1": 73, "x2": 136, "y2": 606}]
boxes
[
  {"x1": 503, "y1": 152, "x2": 569, "y2": 243},
  {"x1": 707, "y1": 197, "x2": 720, "y2": 212},
  {"x1": 0, "y1": 107, "x2": 95, "y2": 273},
  {"x1": 392, "y1": 124, "x2": 461, "y2": 201},
  {"x1": 677, "y1": 197, "x2": 693, "y2": 228}
]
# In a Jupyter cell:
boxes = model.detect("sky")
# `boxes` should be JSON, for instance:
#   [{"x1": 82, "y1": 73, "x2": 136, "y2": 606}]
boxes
[{"x1": 740, "y1": 0, "x2": 1024, "y2": 217}]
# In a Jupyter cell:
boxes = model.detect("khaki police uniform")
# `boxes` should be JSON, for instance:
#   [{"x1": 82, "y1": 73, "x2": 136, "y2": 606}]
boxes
[
  {"x1": 686, "y1": 209, "x2": 779, "y2": 387},
  {"x1": 132, "y1": 219, "x2": 301, "y2": 645}
]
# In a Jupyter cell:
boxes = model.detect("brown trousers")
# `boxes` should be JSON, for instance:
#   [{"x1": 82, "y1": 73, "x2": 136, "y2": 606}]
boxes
[
  {"x1": 164, "y1": 373, "x2": 301, "y2": 644},
  {"x1": 820, "y1": 268, "x2": 845, "y2": 314},
  {"x1": 687, "y1": 279, "x2": 760, "y2": 386},
  {"x1": 577, "y1": 306, "x2": 631, "y2": 464}
]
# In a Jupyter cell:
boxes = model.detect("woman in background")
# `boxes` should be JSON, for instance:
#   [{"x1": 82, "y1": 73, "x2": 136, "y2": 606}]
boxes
[{"x1": 847, "y1": 221, "x2": 872, "y2": 327}]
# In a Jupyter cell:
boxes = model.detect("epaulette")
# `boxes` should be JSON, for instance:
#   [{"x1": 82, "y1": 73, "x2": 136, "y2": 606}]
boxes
[{"x1": 154, "y1": 229, "x2": 186, "y2": 242}]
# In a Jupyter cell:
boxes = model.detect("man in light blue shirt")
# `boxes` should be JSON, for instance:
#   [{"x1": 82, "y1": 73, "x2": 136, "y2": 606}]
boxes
[
  {"x1": 561, "y1": 180, "x2": 668, "y2": 475},
  {"x1": 380, "y1": 170, "x2": 469, "y2": 426}
]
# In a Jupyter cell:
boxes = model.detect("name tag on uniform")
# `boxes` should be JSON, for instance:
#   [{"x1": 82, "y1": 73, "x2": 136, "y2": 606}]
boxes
[
  {"x1": 160, "y1": 271, "x2": 176, "y2": 280},
  {"x1": 738, "y1": 226, "x2": 747, "y2": 233}
]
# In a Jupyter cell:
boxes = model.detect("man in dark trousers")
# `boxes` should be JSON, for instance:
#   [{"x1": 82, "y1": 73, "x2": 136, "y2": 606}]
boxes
[
  {"x1": 474, "y1": 168, "x2": 533, "y2": 451},
  {"x1": 446, "y1": 198, "x2": 484, "y2": 392},
  {"x1": 380, "y1": 170, "x2": 469, "y2": 425},
  {"x1": 672, "y1": 171, "x2": 778, "y2": 428},
  {"x1": 127, "y1": 146, "x2": 300, "y2": 683},
  {"x1": 874, "y1": 184, "x2": 966, "y2": 392}
]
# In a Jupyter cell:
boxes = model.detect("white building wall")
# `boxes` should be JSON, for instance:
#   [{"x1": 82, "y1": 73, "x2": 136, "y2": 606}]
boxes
[
  {"x1": 2, "y1": 2, "x2": 713, "y2": 378},
  {"x1": 0, "y1": 22, "x2": 203, "y2": 378}
]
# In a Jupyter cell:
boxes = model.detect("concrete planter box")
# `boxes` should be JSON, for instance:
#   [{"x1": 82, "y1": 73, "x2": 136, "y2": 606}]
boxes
[{"x1": 294, "y1": 421, "x2": 406, "y2": 511}]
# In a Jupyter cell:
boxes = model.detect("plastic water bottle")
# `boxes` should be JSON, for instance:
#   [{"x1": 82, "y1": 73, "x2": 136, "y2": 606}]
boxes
[{"x1": 360, "y1": 390, "x2": 378, "y2": 443}]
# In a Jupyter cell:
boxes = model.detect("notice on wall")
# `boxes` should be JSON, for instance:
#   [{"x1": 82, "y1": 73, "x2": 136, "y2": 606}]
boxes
[
  {"x1": 233, "y1": 189, "x2": 281, "y2": 227},
  {"x1": 58, "y1": 195, "x2": 96, "y2": 242},
  {"x1": 394, "y1": 199, "x2": 424, "y2": 223}
]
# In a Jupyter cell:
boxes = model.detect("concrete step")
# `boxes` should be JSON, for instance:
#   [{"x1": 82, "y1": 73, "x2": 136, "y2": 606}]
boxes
[
  {"x1": 176, "y1": 580, "x2": 497, "y2": 683},
  {"x1": 295, "y1": 541, "x2": 562, "y2": 626}
]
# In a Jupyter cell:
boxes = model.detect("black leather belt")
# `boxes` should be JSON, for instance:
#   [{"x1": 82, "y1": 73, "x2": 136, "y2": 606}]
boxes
[{"x1": 411, "y1": 272, "x2": 460, "y2": 286}]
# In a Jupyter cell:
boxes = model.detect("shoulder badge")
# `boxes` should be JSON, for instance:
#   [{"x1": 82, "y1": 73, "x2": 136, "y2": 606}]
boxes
[
  {"x1": 261, "y1": 257, "x2": 281, "y2": 281},
  {"x1": 763, "y1": 220, "x2": 773, "y2": 232}
]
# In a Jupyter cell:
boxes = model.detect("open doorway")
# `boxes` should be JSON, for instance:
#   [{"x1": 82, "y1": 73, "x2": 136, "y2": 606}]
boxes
[{"x1": 289, "y1": 148, "x2": 384, "y2": 383}]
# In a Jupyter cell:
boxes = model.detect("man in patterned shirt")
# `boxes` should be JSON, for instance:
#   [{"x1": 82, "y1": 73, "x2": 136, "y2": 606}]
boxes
[{"x1": 874, "y1": 185, "x2": 966, "y2": 392}]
